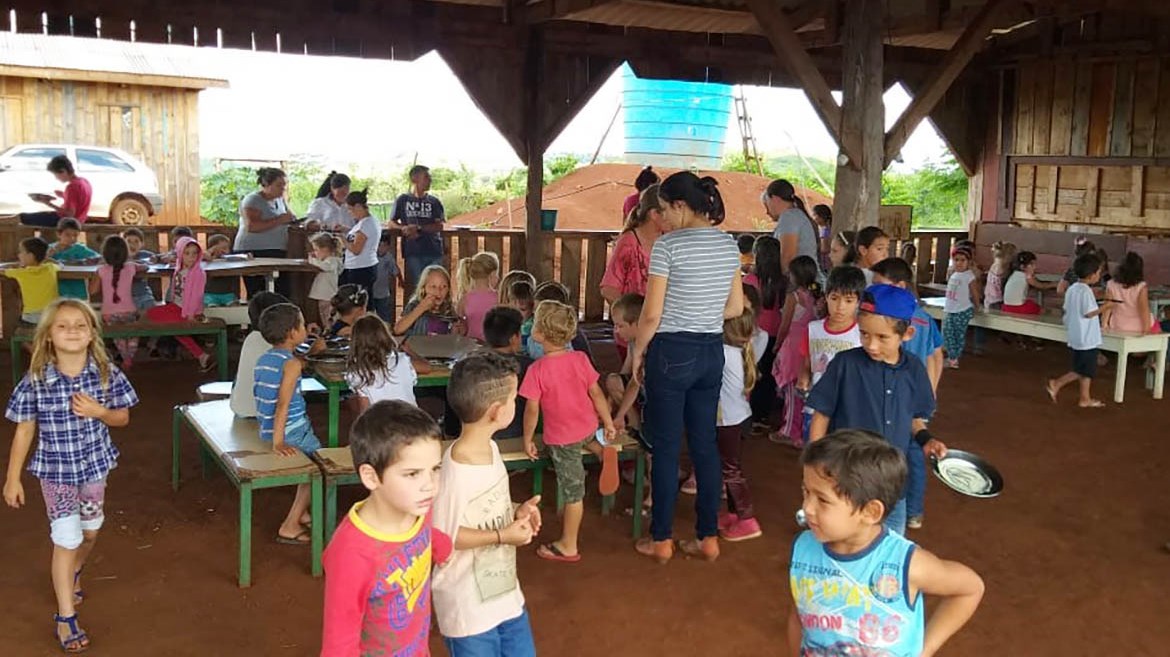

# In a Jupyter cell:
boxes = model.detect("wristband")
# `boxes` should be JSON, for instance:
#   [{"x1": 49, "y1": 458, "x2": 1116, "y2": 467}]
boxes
[{"x1": 914, "y1": 429, "x2": 933, "y2": 448}]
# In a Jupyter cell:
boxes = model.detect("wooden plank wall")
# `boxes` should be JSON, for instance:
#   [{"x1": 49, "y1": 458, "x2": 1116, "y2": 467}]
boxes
[{"x1": 0, "y1": 77, "x2": 200, "y2": 225}]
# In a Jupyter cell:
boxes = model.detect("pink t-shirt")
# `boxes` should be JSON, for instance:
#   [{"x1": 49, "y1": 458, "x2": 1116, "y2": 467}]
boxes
[
  {"x1": 622, "y1": 192, "x2": 639, "y2": 219},
  {"x1": 518, "y1": 350, "x2": 600, "y2": 445},
  {"x1": 62, "y1": 177, "x2": 92, "y2": 222},
  {"x1": 600, "y1": 231, "x2": 649, "y2": 297},
  {"x1": 462, "y1": 289, "x2": 498, "y2": 342},
  {"x1": 744, "y1": 272, "x2": 782, "y2": 336},
  {"x1": 97, "y1": 263, "x2": 138, "y2": 316}
]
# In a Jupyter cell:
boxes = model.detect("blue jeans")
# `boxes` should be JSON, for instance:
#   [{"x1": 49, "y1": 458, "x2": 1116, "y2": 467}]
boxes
[
  {"x1": 906, "y1": 443, "x2": 926, "y2": 519},
  {"x1": 884, "y1": 497, "x2": 907, "y2": 535},
  {"x1": 442, "y1": 608, "x2": 535, "y2": 657},
  {"x1": 404, "y1": 253, "x2": 442, "y2": 287},
  {"x1": 643, "y1": 332, "x2": 724, "y2": 541}
]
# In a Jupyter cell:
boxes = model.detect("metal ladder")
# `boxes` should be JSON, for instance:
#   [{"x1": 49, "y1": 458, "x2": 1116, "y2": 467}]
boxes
[{"x1": 734, "y1": 88, "x2": 764, "y2": 176}]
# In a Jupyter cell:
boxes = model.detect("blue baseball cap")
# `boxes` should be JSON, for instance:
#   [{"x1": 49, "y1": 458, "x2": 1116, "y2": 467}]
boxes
[{"x1": 860, "y1": 284, "x2": 917, "y2": 322}]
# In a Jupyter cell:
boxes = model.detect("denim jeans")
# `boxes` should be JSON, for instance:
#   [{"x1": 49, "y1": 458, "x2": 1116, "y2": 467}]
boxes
[
  {"x1": 643, "y1": 332, "x2": 724, "y2": 541},
  {"x1": 906, "y1": 443, "x2": 926, "y2": 519},
  {"x1": 884, "y1": 497, "x2": 908, "y2": 535},
  {"x1": 404, "y1": 254, "x2": 442, "y2": 287},
  {"x1": 442, "y1": 608, "x2": 535, "y2": 657},
  {"x1": 340, "y1": 264, "x2": 377, "y2": 309}
]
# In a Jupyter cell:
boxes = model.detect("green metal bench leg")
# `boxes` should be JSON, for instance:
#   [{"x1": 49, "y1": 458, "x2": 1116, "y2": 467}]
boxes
[
  {"x1": 632, "y1": 450, "x2": 646, "y2": 539},
  {"x1": 311, "y1": 478, "x2": 324, "y2": 577},
  {"x1": 325, "y1": 480, "x2": 339, "y2": 543},
  {"x1": 532, "y1": 467, "x2": 544, "y2": 506},
  {"x1": 216, "y1": 328, "x2": 229, "y2": 379},
  {"x1": 239, "y1": 482, "x2": 253, "y2": 588},
  {"x1": 172, "y1": 406, "x2": 182, "y2": 492},
  {"x1": 327, "y1": 386, "x2": 340, "y2": 448}
]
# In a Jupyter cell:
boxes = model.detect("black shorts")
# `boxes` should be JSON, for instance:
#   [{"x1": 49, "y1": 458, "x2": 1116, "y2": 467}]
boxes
[{"x1": 1071, "y1": 348, "x2": 1099, "y2": 378}]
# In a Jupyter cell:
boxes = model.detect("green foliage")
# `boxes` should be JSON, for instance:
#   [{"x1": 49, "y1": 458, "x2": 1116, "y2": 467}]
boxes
[
  {"x1": 722, "y1": 152, "x2": 836, "y2": 198},
  {"x1": 199, "y1": 167, "x2": 257, "y2": 226},
  {"x1": 881, "y1": 157, "x2": 968, "y2": 229}
]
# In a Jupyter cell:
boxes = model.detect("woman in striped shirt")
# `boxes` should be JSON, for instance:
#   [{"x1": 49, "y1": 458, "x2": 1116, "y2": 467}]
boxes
[{"x1": 632, "y1": 172, "x2": 743, "y2": 563}]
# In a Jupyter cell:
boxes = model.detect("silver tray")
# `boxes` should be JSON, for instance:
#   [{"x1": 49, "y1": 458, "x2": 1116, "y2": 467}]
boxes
[{"x1": 931, "y1": 450, "x2": 1003, "y2": 498}]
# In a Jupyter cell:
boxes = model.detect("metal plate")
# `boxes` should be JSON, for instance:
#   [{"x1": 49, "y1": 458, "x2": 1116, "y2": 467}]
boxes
[
  {"x1": 931, "y1": 450, "x2": 1003, "y2": 498},
  {"x1": 795, "y1": 509, "x2": 807, "y2": 528}
]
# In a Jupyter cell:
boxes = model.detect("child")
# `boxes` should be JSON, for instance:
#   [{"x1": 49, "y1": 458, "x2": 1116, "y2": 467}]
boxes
[
  {"x1": 309, "y1": 232, "x2": 344, "y2": 326},
  {"x1": 744, "y1": 236, "x2": 783, "y2": 427},
  {"x1": 519, "y1": 300, "x2": 616, "y2": 562},
  {"x1": 345, "y1": 315, "x2": 431, "y2": 411},
  {"x1": 1056, "y1": 237, "x2": 1097, "y2": 296},
  {"x1": 92, "y1": 235, "x2": 144, "y2": 370},
  {"x1": 717, "y1": 309, "x2": 762, "y2": 542},
  {"x1": 3, "y1": 299, "x2": 139, "y2": 653},
  {"x1": 443, "y1": 306, "x2": 533, "y2": 439},
  {"x1": 372, "y1": 231, "x2": 400, "y2": 324},
  {"x1": 771, "y1": 255, "x2": 822, "y2": 447},
  {"x1": 320, "y1": 400, "x2": 451, "y2": 656},
  {"x1": 1, "y1": 237, "x2": 59, "y2": 325},
  {"x1": 154, "y1": 226, "x2": 194, "y2": 265},
  {"x1": 812, "y1": 204, "x2": 833, "y2": 272},
  {"x1": 606, "y1": 293, "x2": 645, "y2": 435},
  {"x1": 455, "y1": 251, "x2": 501, "y2": 342},
  {"x1": 941, "y1": 246, "x2": 982, "y2": 369},
  {"x1": 984, "y1": 241, "x2": 1017, "y2": 312},
  {"x1": 394, "y1": 265, "x2": 458, "y2": 337},
  {"x1": 1106, "y1": 252, "x2": 1157, "y2": 334},
  {"x1": 1002, "y1": 251, "x2": 1054, "y2": 315},
  {"x1": 122, "y1": 228, "x2": 157, "y2": 312},
  {"x1": 432, "y1": 352, "x2": 542, "y2": 652},
  {"x1": 523, "y1": 281, "x2": 592, "y2": 360},
  {"x1": 254, "y1": 303, "x2": 321, "y2": 543},
  {"x1": 327, "y1": 284, "x2": 369, "y2": 338},
  {"x1": 736, "y1": 233, "x2": 756, "y2": 274},
  {"x1": 48, "y1": 218, "x2": 100, "y2": 300},
  {"x1": 828, "y1": 230, "x2": 857, "y2": 269},
  {"x1": 230, "y1": 292, "x2": 289, "y2": 418},
  {"x1": 202, "y1": 234, "x2": 240, "y2": 308},
  {"x1": 797, "y1": 265, "x2": 866, "y2": 401},
  {"x1": 806, "y1": 284, "x2": 947, "y2": 534},
  {"x1": 790, "y1": 430, "x2": 984, "y2": 656},
  {"x1": 144, "y1": 236, "x2": 214, "y2": 371},
  {"x1": 1046, "y1": 252, "x2": 1108, "y2": 408},
  {"x1": 850, "y1": 226, "x2": 890, "y2": 286}
]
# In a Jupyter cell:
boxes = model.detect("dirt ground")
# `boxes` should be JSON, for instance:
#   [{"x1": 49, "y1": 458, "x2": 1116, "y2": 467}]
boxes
[{"x1": 2, "y1": 336, "x2": 1170, "y2": 657}]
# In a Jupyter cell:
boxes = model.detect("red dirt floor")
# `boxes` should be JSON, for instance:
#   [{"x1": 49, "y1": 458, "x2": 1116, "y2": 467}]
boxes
[{"x1": 2, "y1": 336, "x2": 1170, "y2": 656}]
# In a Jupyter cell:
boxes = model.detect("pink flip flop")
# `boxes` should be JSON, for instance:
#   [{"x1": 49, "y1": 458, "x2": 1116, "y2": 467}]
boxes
[{"x1": 536, "y1": 543, "x2": 581, "y2": 563}]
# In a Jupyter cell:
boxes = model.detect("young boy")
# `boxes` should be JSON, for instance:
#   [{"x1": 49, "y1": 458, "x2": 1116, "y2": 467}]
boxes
[
  {"x1": 806, "y1": 284, "x2": 947, "y2": 534},
  {"x1": 1046, "y1": 252, "x2": 1107, "y2": 408},
  {"x1": 155, "y1": 226, "x2": 194, "y2": 265},
  {"x1": 433, "y1": 352, "x2": 542, "y2": 654},
  {"x1": 372, "y1": 231, "x2": 401, "y2": 324},
  {"x1": 202, "y1": 234, "x2": 240, "y2": 307},
  {"x1": 606, "y1": 293, "x2": 644, "y2": 434},
  {"x1": 253, "y1": 303, "x2": 321, "y2": 543},
  {"x1": 47, "y1": 218, "x2": 99, "y2": 300},
  {"x1": 321, "y1": 400, "x2": 451, "y2": 656},
  {"x1": 442, "y1": 306, "x2": 534, "y2": 439},
  {"x1": 790, "y1": 430, "x2": 984, "y2": 657},
  {"x1": 0, "y1": 237, "x2": 59, "y2": 325},
  {"x1": 230, "y1": 292, "x2": 289, "y2": 418},
  {"x1": 123, "y1": 227, "x2": 158, "y2": 312},
  {"x1": 737, "y1": 233, "x2": 756, "y2": 275},
  {"x1": 796, "y1": 266, "x2": 867, "y2": 440}
]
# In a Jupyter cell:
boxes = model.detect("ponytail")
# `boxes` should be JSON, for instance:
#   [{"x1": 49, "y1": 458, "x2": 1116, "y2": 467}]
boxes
[
  {"x1": 455, "y1": 256, "x2": 474, "y2": 301},
  {"x1": 315, "y1": 171, "x2": 337, "y2": 199},
  {"x1": 742, "y1": 339, "x2": 758, "y2": 393},
  {"x1": 455, "y1": 251, "x2": 500, "y2": 300},
  {"x1": 659, "y1": 172, "x2": 725, "y2": 225}
]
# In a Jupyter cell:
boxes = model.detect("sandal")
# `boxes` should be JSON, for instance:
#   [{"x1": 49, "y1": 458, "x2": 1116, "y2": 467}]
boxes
[
  {"x1": 198, "y1": 354, "x2": 216, "y2": 373},
  {"x1": 1044, "y1": 380, "x2": 1058, "y2": 404},
  {"x1": 536, "y1": 543, "x2": 581, "y2": 563},
  {"x1": 53, "y1": 613, "x2": 89, "y2": 653},
  {"x1": 275, "y1": 530, "x2": 311, "y2": 545},
  {"x1": 1078, "y1": 399, "x2": 1106, "y2": 408},
  {"x1": 679, "y1": 536, "x2": 721, "y2": 562},
  {"x1": 598, "y1": 446, "x2": 619, "y2": 496}
]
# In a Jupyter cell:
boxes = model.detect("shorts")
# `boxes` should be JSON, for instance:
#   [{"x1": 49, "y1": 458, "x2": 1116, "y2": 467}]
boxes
[
  {"x1": 203, "y1": 292, "x2": 239, "y2": 307},
  {"x1": 546, "y1": 438, "x2": 588, "y2": 504},
  {"x1": 40, "y1": 478, "x2": 107, "y2": 549},
  {"x1": 270, "y1": 420, "x2": 321, "y2": 454},
  {"x1": 1071, "y1": 348, "x2": 1099, "y2": 379}
]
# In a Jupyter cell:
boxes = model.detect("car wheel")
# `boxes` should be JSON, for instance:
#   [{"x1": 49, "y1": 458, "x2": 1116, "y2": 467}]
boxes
[{"x1": 111, "y1": 198, "x2": 149, "y2": 225}]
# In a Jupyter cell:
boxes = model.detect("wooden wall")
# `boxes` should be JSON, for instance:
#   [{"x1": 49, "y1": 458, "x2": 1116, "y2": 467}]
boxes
[{"x1": 0, "y1": 76, "x2": 201, "y2": 224}]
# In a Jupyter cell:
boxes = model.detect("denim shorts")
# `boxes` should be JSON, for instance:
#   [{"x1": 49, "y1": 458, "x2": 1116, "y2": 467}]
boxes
[{"x1": 271, "y1": 421, "x2": 321, "y2": 454}]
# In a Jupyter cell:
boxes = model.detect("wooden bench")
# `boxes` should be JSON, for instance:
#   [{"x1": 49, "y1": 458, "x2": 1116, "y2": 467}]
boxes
[
  {"x1": 10, "y1": 318, "x2": 229, "y2": 382},
  {"x1": 314, "y1": 434, "x2": 647, "y2": 542},
  {"x1": 171, "y1": 400, "x2": 324, "y2": 587},
  {"x1": 922, "y1": 298, "x2": 1168, "y2": 403}
]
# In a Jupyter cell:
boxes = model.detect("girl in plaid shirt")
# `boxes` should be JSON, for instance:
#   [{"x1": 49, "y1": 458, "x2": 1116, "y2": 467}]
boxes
[{"x1": 3, "y1": 299, "x2": 139, "y2": 654}]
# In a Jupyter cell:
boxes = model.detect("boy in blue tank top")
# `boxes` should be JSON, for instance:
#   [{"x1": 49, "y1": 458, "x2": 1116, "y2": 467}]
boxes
[{"x1": 790, "y1": 430, "x2": 984, "y2": 657}]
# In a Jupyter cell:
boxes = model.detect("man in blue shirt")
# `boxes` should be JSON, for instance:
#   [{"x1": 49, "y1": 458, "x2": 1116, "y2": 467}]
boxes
[
  {"x1": 392, "y1": 165, "x2": 445, "y2": 298},
  {"x1": 806, "y1": 284, "x2": 948, "y2": 534}
]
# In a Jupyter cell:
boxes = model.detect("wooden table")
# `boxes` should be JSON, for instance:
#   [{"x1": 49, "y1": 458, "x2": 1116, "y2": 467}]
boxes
[{"x1": 312, "y1": 368, "x2": 451, "y2": 448}]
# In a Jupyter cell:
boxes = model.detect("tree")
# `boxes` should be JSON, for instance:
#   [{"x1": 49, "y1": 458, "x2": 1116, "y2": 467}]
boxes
[{"x1": 881, "y1": 156, "x2": 968, "y2": 229}]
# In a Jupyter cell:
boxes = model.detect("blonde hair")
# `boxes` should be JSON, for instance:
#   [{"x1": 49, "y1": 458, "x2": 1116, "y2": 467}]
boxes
[
  {"x1": 991, "y1": 240, "x2": 1017, "y2": 275},
  {"x1": 408, "y1": 265, "x2": 455, "y2": 315},
  {"x1": 455, "y1": 251, "x2": 500, "y2": 299},
  {"x1": 722, "y1": 311, "x2": 757, "y2": 393},
  {"x1": 310, "y1": 231, "x2": 343, "y2": 256},
  {"x1": 533, "y1": 300, "x2": 576, "y2": 347},
  {"x1": 623, "y1": 183, "x2": 662, "y2": 232},
  {"x1": 30, "y1": 299, "x2": 112, "y2": 388},
  {"x1": 499, "y1": 269, "x2": 537, "y2": 305}
]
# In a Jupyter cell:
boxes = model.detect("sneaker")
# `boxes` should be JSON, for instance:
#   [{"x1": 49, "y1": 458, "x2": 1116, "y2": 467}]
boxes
[
  {"x1": 717, "y1": 512, "x2": 738, "y2": 532},
  {"x1": 680, "y1": 473, "x2": 697, "y2": 495},
  {"x1": 906, "y1": 516, "x2": 924, "y2": 530},
  {"x1": 720, "y1": 517, "x2": 763, "y2": 542}
]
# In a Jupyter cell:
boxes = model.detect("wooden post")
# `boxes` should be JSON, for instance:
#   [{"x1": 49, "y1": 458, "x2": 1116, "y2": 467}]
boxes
[
  {"x1": 832, "y1": 0, "x2": 884, "y2": 233},
  {"x1": 523, "y1": 29, "x2": 549, "y2": 280}
]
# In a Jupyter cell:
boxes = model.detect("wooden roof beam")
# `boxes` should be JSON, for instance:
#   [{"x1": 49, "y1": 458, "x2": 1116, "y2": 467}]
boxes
[
  {"x1": 525, "y1": 0, "x2": 620, "y2": 23},
  {"x1": 884, "y1": 0, "x2": 1011, "y2": 168}
]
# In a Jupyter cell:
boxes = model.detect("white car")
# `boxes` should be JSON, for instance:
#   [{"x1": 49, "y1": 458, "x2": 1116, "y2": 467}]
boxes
[{"x1": 0, "y1": 144, "x2": 164, "y2": 224}]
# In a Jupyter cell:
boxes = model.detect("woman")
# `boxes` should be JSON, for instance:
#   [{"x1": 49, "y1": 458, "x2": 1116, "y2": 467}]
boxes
[
  {"x1": 763, "y1": 179, "x2": 820, "y2": 275},
  {"x1": 234, "y1": 167, "x2": 296, "y2": 297},
  {"x1": 341, "y1": 189, "x2": 381, "y2": 307},
  {"x1": 306, "y1": 171, "x2": 355, "y2": 232},
  {"x1": 632, "y1": 172, "x2": 743, "y2": 563},
  {"x1": 601, "y1": 184, "x2": 665, "y2": 362}
]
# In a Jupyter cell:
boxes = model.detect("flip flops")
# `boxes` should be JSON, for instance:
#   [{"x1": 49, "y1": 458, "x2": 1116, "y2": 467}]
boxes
[
  {"x1": 598, "y1": 446, "x2": 619, "y2": 496},
  {"x1": 275, "y1": 530, "x2": 311, "y2": 545},
  {"x1": 536, "y1": 543, "x2": 581, "y2": 563}
]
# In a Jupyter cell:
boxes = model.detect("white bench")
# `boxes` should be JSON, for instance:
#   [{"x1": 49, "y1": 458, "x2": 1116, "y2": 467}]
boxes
[{"x1": 922, "y1": 297, "x2": 1168, "y2": 403}]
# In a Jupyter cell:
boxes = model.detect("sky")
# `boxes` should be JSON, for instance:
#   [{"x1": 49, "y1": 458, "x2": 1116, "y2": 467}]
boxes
[{"x1": 197, "y1": 48, "x2": 951, "y2": 174}]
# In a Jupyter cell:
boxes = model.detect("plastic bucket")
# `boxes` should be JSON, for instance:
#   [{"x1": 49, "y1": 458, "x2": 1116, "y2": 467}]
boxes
[{"x1": 540, "y1": 209, "x2": 558, "y2": 231}]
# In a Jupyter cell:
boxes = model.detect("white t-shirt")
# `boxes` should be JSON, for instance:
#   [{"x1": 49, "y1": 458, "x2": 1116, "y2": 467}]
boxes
[
  {"x1": 863, "y1": 268, "x2": 875, "y2": 286},
  {"x1": 344, "y1": 215, "x2": 381, "y2": 269},
  {"x1": 1063, "y1": 281, "x2": 1102, "y2": 350},
  {"x1": 306, "y1": 196, "x2": 355, "y2": 231},
  {"x1": 808, "y1": 319, "x2": 861, "y2": 388},
  {"x1": 308, "y1": 255, "x2": 342, "y2": 301},
  {"x1": 750, "y1": 327, "x2": 769, "y2": 365},
  {"x1": 719, "y1": 345, "x2": 753, "y2": 427},
  {"x1": 231, "y1": 331, "x2": 272, "y2": 418},
  {"x1": 431, "y1": 441, "x2": 526, "y2": 638},
  {"x1": 345, "y1": 352, "x2": 418, "y2": 406},
  {"x1": 1003, "y1": 271, "x2": 1029, "y2": 306},
  {"x1": 945, "y1": 270, "x2": 977, "y2": 313}
]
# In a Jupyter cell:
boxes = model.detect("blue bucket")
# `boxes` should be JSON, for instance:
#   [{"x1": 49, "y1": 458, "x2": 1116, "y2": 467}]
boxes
[{"x1": 540, "y1": 209, "x2": 558, "y2": 231}]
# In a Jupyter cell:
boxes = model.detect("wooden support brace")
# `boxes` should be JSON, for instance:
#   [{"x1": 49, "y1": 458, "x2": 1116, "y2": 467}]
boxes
[
  {"x1": 1046, "y1": 166, "x2": 1059, "y2": 214},
  {"x1": 1131, "y1": 166, "x2": 1144, "y2": 217}
]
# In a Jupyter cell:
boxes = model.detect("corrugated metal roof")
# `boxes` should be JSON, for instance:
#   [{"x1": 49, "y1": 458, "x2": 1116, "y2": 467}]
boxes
[{"x1": 0, "y1": 32, "x2": 228, "y2": 88}]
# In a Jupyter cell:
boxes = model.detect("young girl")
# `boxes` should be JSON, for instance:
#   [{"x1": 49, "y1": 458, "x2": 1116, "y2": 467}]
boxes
[
  {"x1": 1057, "y1": 238, "x2": 1098, "y2": 296},
  {"x1": 308, "y1": 232, "x2": 344, "y2": 326},
  {"x1": 743, "y1": 235, "x2": 783, "y2": 427},
  {"x1": 145, "y1": 237, "x2": 214, "y2": 371},
  {"x1": 1106, "y1": 252, "x2": 1158, "y2": 334},
  {"x1": 326, "y1": 284, "x2": 368, "y2": 338},
  {"x1": 341, "y1": 189, "x2": 381, "y2": 307},
  {"x1": 394, "y1": 265, "x2": 459, "y2": 337},
  {"x1": 91, "y1": 236, "x2": 143, "y2": 370},
  {"x1": 851, "y1": 226, "x2": 890, "y2": 285},
  {"x1": 717, "y1": 309, "x2": 762, "y2": 542},
  {"x1": 122, "y1": 228, "x2": 157, "y2": 312},
  {"x1": 3, "y1": 299, "x2": 139, "y2": 653},
  {"x1": 344, "y1": 314, "x2": 432, "y2": 411},
  {"x1": 455, "y1": 251, "x2": 500, "y2": 342},
  {"x1": 829, "y1": 230, "x2": 857, "y2": 268},
  {"x1": 1002, "y1": 251, "x2": 1054, "y2": 315},
  {"x1": 499, "y1": 269, "x2": 537, "y2": 307},
  {"x1": 984, "y1": 241, "x2": 1016, "y2": 311},
  {"x1": 942, "y1": 245, "x2": 982, "y2": 369},
  {"x1": 771, "y1": 255, "x2": 822, "y2": 447},
  {"x1": 811, "y1": 204, "x2": 833, "y2": 272}
]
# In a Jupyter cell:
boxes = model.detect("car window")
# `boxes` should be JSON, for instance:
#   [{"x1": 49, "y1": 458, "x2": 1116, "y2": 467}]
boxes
[
  {"x1": 77, "y1": 149, "x2": 135, "y2": 173},
  {"x1": 5, "y1": 147, "x2": 66, "y2": 170}
]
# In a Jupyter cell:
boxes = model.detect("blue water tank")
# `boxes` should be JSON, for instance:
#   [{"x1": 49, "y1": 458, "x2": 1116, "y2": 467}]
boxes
[{"x1": 622, "y1": 64, "x2": 733, "y2": 170}]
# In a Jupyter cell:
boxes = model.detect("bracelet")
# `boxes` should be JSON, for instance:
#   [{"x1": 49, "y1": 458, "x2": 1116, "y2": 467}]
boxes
[
  {"x1": 914, "y1": 429, "x2": 933, "y2": 448},
  {"x1": 495, "y1": 529, "x2": 502, "y2": 545}
]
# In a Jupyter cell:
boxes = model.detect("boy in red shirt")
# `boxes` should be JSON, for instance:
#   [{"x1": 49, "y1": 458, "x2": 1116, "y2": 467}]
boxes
[
  {"x1": 321, "y1": 400, "x2": 451, "y2": 656},
  {"x1": 6, "y1": 155, "x2": 92, "y2": 226}
]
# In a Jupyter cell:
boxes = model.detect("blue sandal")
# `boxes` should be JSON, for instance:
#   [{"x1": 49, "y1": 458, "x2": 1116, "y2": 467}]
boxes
[{"x1": 53, "y1": 613, "x2": 89, "y2": 653}]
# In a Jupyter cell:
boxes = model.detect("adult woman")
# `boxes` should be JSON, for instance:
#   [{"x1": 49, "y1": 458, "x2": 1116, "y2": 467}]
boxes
[
  {"x1": 306, "y1": 171, "x2": 355, "y2": 232},
  {"x1": 235, "y1": 168, "x2": 296, "y2": 297},
  {"x1": 763, "y1": 179, "x2": 820, "y2": 275},
  {"x1": 632, "y1": 172, "x2": 743, "y2": 563},
  {"x1": 341, "y1": 189, "x2": 381, "y2": 307},
  {"x1": 601, "y1": 184, "x2": 664, "y2": 361}
]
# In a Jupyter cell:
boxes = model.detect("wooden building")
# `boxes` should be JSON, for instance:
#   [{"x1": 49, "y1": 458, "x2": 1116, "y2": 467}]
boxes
[{"x1": 0, "y1": 32, "x2": 227, "y2": 224}]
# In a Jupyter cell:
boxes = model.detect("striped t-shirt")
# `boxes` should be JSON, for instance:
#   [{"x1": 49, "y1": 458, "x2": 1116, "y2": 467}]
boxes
[
  {"x1": 254, "y1": 348, "x2": 308, "y2": 440},
  {"x1": 648, "y1": 227, "x2": 739, "y2": 334}
]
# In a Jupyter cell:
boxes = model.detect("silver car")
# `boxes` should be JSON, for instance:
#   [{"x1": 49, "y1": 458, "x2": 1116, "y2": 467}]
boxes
[{"x1": 0, "y1": 144, "x2": 164, "y2": 225}]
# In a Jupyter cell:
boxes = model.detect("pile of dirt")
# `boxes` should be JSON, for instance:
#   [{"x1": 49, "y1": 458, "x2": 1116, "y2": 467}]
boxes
[{"x1": 451, "y1": 163, "x2": 832, "y2": 232}]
